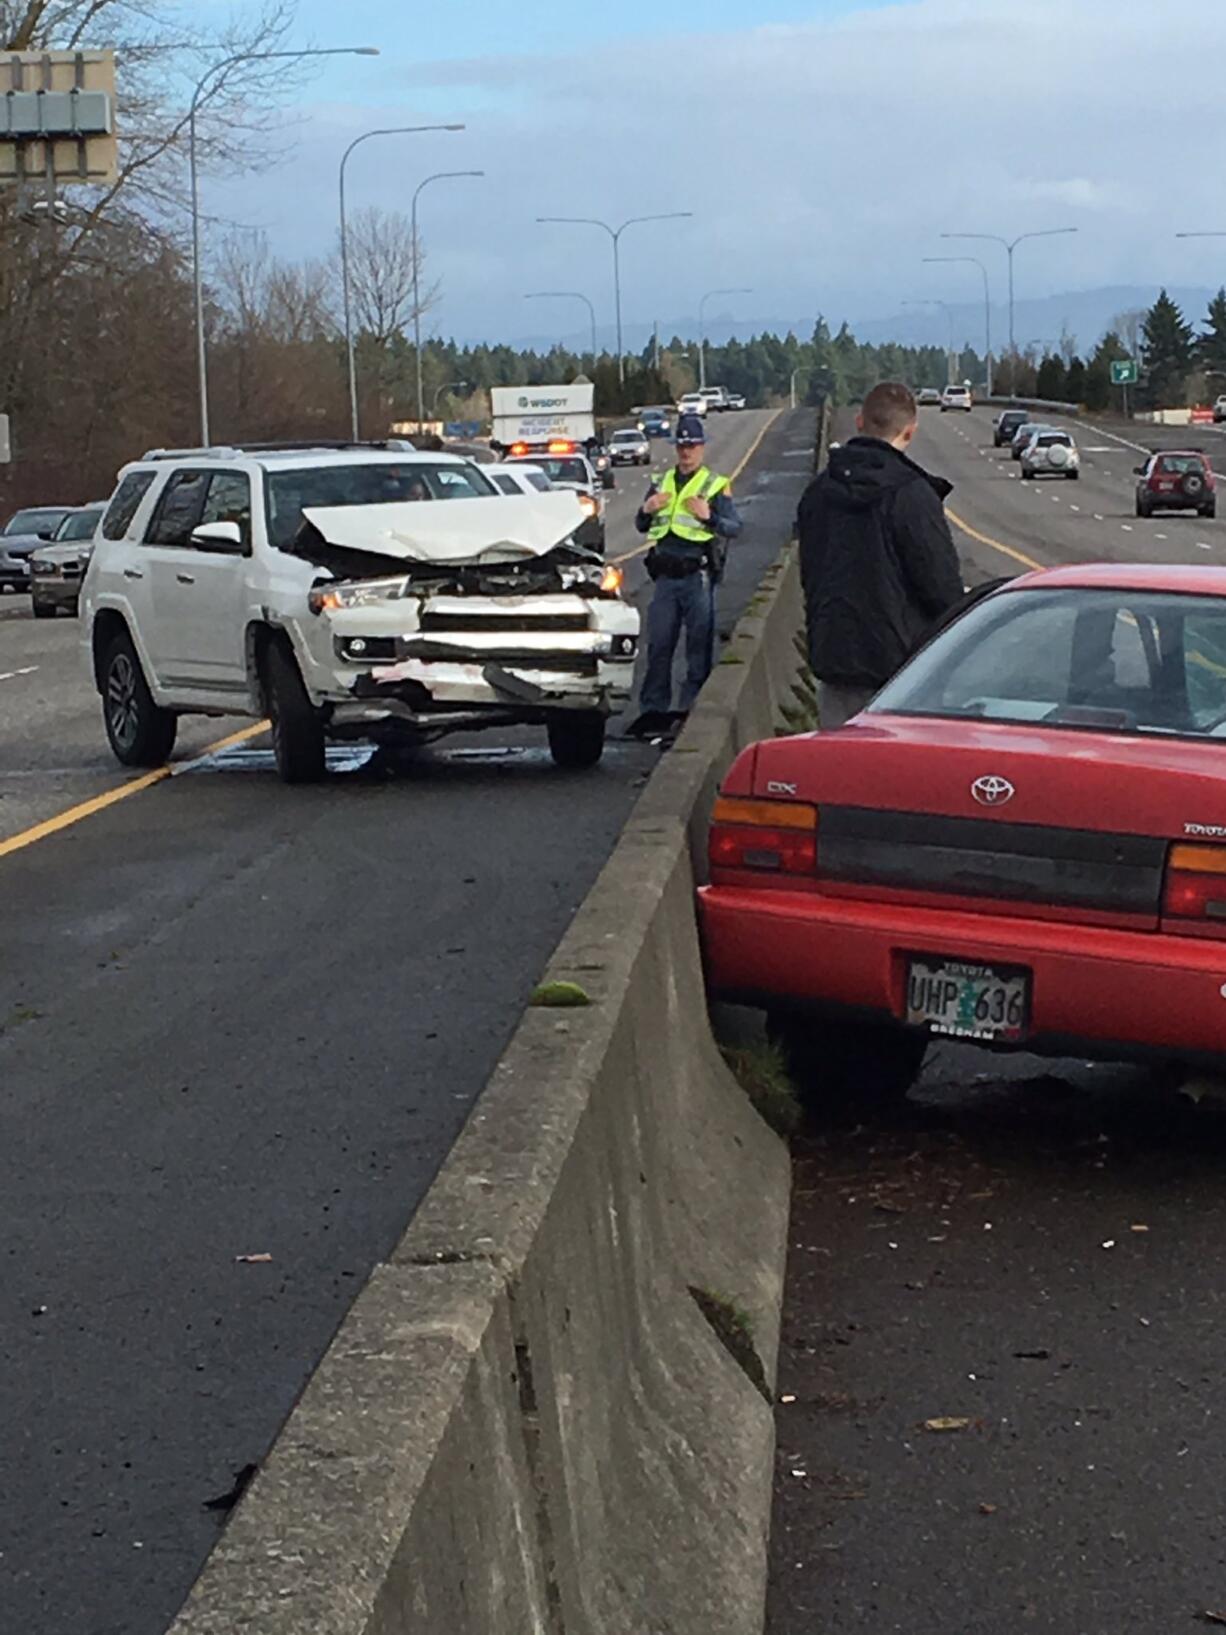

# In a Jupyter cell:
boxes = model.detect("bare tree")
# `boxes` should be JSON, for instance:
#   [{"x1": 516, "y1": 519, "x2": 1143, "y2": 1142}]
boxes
[
  {"x1": 340, "y1": 206, "x2": 437, "y2": 348},
  {"x1": 1111, "y1": 308, "x2": 1146, "y2": 359}
]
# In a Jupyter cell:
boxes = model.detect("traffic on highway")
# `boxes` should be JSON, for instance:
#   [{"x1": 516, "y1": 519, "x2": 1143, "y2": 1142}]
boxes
[{"x1": 6, "y1": 4, "x2": 1226, "y2": 1634}]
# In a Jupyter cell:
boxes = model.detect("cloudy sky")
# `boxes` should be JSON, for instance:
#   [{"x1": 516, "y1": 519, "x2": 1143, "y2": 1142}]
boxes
[{"x1": 206, "y1": 0, "x2": 1226, "y2": 349}]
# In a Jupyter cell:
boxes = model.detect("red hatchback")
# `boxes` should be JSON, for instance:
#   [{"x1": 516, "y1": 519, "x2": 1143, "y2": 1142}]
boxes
[{"x1": 699, "y1": 565, "x2": 1226, "y2": 1104}]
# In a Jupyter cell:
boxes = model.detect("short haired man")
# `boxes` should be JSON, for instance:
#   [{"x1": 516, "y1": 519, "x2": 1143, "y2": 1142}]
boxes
[
  {"x1": 796, "y1": 381, "x2": 963, "y2": 730},
  {"x1": 629, "y1": 411, "x2": 742, "y2": 735}
]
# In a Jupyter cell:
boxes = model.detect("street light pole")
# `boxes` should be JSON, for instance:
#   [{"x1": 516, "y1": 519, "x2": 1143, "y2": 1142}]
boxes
[
  {"x1": 922, "y1": 255, "x2": 992, "y2": 395},
  {"x1": 940, "y1": 228, "x2": 1077, "y2": 399},
  {"x1": 432, "y1": 379, "x2": 468, "y2": 415},
  {"x1": 189, "y1": 44, "x2": 379, "y2": 446},
  {"x1": 698, "y1": 286, "x2": 751, "y2": 391},
  {"x1": 412, "y1": 170, "x2": 484, "y2": 432},
  {"x1": 523, "y1": 291, "x2": 598, "y2": 364},
  {"x1": 338, "y1": 122, "x2": 467, "y2": 441},
  {"x1": 536, "y1": 213, "x2": 693, "y2": 384},
  {"x1": 903, "y1": 299, "x2": 956, "y2": 381}
]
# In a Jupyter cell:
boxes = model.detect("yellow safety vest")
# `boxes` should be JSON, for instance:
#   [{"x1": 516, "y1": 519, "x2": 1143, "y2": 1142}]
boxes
[{"x1": 647, "y1": 465, "x2": 730, "y2": 545}]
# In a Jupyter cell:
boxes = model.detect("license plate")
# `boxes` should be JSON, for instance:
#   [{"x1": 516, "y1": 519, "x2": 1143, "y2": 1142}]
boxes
[{"x1": 906, "y1": 957, "x2": 1029, "y2": 1042}]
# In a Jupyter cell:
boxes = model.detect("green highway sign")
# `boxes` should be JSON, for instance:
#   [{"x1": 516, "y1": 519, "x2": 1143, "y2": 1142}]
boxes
[{"x1": 1110, "y1": 359, "x2": 1139, "y2": 386}]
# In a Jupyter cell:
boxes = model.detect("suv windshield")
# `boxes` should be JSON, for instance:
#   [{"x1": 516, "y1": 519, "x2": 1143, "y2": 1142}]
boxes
[
  {"x1": 55, "y1": 508, "x2": 103, "y2": 542},
  {"x1": 5, "y1": 507, "x2": 70, "y2": 537},
  {"x1": 611, "y1": 431, "x2": 641, "y2": 443},
  {"x1": 870, "y1": 587, "x2": 1226, "y2": 739},
  {"x1": 265, "y1": 461, "x2": 495, "y2": 549}
]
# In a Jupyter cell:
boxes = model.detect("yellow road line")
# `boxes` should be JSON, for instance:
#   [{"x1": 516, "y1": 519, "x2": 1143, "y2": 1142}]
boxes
[
  {"x1": 611, "y1": 408, "x2": 784, "y2": 567},
  {"x1": 946, "y1": 507, "x2": 1043, "y2": 573},
  {"x1": 0, "y1": 719, "x2": 269, "y2": 864}
]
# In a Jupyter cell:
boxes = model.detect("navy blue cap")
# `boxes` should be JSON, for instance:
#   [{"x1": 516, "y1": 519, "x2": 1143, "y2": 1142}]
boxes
[{"x1": 674, "y1": 412, "x2": 706, "y2": 446}]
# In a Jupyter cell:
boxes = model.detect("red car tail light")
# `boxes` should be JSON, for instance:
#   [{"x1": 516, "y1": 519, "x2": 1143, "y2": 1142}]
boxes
[
  {"x1": 709, "y1": 796, "x2": 818, "y2": 877},
  {"x1": 1163, "y1": 843, "x2": 1226, "y2": 934}
]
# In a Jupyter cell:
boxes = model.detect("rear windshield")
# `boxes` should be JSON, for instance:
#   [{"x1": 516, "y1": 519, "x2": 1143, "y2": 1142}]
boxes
[
  {"x1": 1037, "y1": 434, "x2": 1071, "y2": 448},
  {"x1": 513, "y1": 457, "x2": 588, "y2": 486},
  {"x1": 1003, "y1": 412, "x2": 1028, "y2": 425},
  {"x1": 5, "y1": 507, "x2": 70, "y2": 536},
  {"x1": 1158, "y1": 455, "x2": 1207, "y2": 474},
  {"x1": 870, "y1": 587, "x2": 1226, "y2": 741},
  {"x1": 265, "y1": 461, "x2": 495, "y2": 549}
]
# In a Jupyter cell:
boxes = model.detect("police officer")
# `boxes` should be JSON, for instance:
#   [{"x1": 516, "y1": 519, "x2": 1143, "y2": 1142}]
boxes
[{"x1": 630, "y1": 412, "x2": 742, "y2": 734}]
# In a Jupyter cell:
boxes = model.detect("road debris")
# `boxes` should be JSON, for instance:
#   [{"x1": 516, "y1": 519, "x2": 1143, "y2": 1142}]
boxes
[
  {"x1": 1194, "y1": 1612, "x2": 1226, "y2": 1627},
  {"x1": 979, "y1": 1502, "x2": 997, "y2": 1516},
  {"x1": 234, "y1": 1253, "x2": 273, "y2": 1264},
  {"x1": 923, "y1": 1417, "x2": 974, "y2": 1433},
  {"x1": 1013, "y1": 1348, "x2": 1051, "y2": 1360}
]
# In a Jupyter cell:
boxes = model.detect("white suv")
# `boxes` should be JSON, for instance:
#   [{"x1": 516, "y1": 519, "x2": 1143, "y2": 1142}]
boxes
[
  {"x1": 82, "y1": 442, "x2": 639, "y2": 783},
  {"x1": 940, "y1": 385, "x2": 972, "y2": 412}
]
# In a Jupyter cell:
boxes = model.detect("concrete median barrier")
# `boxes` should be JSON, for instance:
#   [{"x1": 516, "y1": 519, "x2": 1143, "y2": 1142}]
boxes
[{"x1": 167, "y1": 405, "x2": 827, "y2": 1635}]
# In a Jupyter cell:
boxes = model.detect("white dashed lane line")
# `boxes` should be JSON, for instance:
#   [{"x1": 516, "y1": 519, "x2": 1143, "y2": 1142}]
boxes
[
  {"x1": 1121, "y1": 524, "x2": 1133, "y2": 532},
  {"x1": 1198, "y1": 542, "x2": 1213, "y2": 551},
  {"x1": 0, "y1": 665, "x2": 38, "y2": 683}
]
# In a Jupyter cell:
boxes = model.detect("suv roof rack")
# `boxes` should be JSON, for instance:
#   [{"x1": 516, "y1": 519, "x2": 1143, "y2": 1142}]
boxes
[{"x1": 139, "y1": 438, "x2": 418, "y2": 461}]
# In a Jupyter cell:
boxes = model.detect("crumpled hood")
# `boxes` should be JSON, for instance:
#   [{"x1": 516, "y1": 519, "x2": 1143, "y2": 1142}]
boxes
[
  {"x1": 302, "y1": 491, "x2": 584, "y2": 565},
  {"x1": 826, "y1": 437, "x2": 953, "y2": 514}
]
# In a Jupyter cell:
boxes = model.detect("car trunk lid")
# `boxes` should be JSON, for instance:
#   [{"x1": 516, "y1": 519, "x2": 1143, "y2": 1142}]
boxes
[{"x1": 749, "y1": 716, "x2": 1226, "y2": 929}]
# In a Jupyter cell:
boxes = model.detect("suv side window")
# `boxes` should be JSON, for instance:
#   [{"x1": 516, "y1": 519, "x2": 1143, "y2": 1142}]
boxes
[
  {"x1": 145, "y1": 470, "x2": 210, "y2": 547},
  {"x1": 199, "y1": 471, "x2": 252, "y2": 546},
  {"x1": 102, "y1": 471, "x2": 156, "y2": 540}
]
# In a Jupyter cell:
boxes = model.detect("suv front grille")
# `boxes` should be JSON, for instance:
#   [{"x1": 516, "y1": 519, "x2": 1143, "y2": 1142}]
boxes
[
  {"x1": 420, "y1": 611, "x2": 590, "y2": 633},
  {"x1": 820, "y1": 807, "x2": 1166, "y2": 916}
]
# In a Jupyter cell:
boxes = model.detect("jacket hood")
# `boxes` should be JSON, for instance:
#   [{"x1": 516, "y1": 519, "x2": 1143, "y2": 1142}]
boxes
[{"x1": 826, "y1": 436, "x2": 953, "y2": 513}]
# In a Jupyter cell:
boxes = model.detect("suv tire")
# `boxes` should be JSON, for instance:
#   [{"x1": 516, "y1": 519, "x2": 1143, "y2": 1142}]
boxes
[
  {"x1": 1136, "y1": 497, "x2": 1150, "y2": 518},
  {"x1": 767, "y1": 1012, "x2": 927, "y2": 1111},
  {"x1": 102, "y1": 630, "x2": 177, "y2": 767},
  {"x1": 1182, "y1": 472, "x2": 1207, "y2": 503},
  {"x1": 1202, "y1": 501, "x2": 1217, "y2": 519},
  {"x1": 264, "y1": 638, "x2": 326, "y2": 784},
  {"x1": 32, "y1": 599, "x2": 56, "y2": 619},
  {"x1": 547, "y1": 711, "x2": 606, "y2": 769}
]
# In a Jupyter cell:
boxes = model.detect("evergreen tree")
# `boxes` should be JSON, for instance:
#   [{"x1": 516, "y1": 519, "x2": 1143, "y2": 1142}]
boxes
[
  {"x1": 1199, "y1": 286, "x2": 1226, "y2": 377},
  {"x1": 1036, "y1": 354, "x2": 1067, "y2": 401},
  {"x1": 1064, "y1": 356, "x2": 1086, "y2": 405},
  {"x1": 1140, "y1": 288, "x2": 1195, "y2": 406},
  {"x1": 1084, "y1": 331, "x2": 1129, "y2": 412}
]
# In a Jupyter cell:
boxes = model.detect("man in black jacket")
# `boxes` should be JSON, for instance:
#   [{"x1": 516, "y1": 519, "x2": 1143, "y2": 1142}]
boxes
[{"x1": 797, "y1": 381, "x2": 964, "y2": 729}]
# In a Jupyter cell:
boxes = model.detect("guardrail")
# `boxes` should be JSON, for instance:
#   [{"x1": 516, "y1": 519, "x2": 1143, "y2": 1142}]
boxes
[
  {"x1": 168, "y1": 403, "x2": 829, "y2": 1635},
  {"x1": 979, "y1": 394, "x2": 1083, "y2": 416}
]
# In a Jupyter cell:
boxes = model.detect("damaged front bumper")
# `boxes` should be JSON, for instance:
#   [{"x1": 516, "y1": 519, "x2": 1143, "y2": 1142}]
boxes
[{"x1": 299, "y1": 591, "x2": 640, "y2": 733}]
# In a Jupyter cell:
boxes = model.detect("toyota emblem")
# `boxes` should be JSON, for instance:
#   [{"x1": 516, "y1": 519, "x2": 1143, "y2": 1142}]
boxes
[{"x1": 972, "y1": 775, "x2": 1015, "y2": 807}]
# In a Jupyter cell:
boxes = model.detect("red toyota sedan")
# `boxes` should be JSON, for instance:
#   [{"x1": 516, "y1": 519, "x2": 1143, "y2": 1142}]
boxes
[{"x1": 699, "y1": 564, "x2": 1226, "y2": 1104}]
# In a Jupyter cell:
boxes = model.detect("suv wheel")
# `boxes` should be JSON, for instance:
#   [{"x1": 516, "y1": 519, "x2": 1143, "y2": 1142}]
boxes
[
  {"x1": 1202, "y1": 501, "x2": 1217, "y2": 519},
  {"x1": 546, "y1": 711, "x2": 606, "y2": 769},
  {"x1": 102, "y1": 631, "x2": 177, "y2": 767},
  {"x1": 263, "y1": 638, "x2": 326, "y2": 784},
  {"x1": 766, "y1": 1012, "x2": 927, "y2": 1111},
  {"x1": 32, "y1": 599, "x2": 56, "y2": 619},
  {"x1": 1183, "y1": 472, "x2": 1206, "y2": 502},
  {"x1": 1136, "y1": 496, "x2": 1150, "y2": 518}
]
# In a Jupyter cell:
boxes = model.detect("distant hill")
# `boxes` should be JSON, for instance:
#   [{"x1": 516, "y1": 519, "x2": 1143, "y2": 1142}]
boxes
[{"x1": 504, "y1": 285, "x2": 1222, "y2": 359}]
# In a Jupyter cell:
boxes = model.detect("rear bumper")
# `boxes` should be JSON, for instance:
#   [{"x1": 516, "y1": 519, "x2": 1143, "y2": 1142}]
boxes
[{"x1": 699, "y1": 885, "x2": 1226, "y2": 1067}]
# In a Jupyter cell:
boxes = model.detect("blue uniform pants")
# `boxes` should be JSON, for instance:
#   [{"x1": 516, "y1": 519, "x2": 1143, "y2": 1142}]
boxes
[{"x1": 640, "y1": 569, "x2": 715, "y2": 715}]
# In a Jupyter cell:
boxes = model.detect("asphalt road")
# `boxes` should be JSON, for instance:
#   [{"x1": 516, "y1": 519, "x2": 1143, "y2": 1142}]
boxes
[
  {"x1": 767, "y1": 405, "x2": 1226, "y2": 1634},
  {"x1": 0, "y1": 407, "x2": 815, "y2": 1635}
]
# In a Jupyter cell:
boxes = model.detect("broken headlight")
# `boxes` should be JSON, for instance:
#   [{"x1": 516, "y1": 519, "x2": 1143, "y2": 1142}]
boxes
[
  {"x1": 559, "y1": 563, "x2": 624, "y2": 598},
  {"x1": 308, "y1": 576, "x2": 410, "y2": 615}
]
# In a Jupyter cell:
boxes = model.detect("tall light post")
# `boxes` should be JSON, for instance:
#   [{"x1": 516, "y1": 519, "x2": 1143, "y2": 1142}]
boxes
[
  {"x1": 189, "y1": 45, "x2": 379, "y2": 446},
  {"x1": 941, "y1": 228, "x2": 1077, "y2": 398},
  {"x1": 338, "y1": 124, "x2": 465, "y2": 441},
  {"x1": 536, "y1": 213, "x2": 693, "y2": 384},
  {"x1": 524, "y1": 291, "x2": 598, "y2": 364},
  {"x1": 698, "y1": 287, "x2": 751, "y2": 391},
  {"x1": 922, "y1": 255, "x2": 992, "y2": 395},
  {"x1": 413, "y1": 170, "x2": 484, "y2": 431},
  {"x1": 903, "y1": 299, "x2": 957, "y2": 382},
  {"x1": 432, "y1": 379, "x2": 468, "y2": 416},
  {"x1": 789, "y1": 367, "x2": 809, "y2": 410}
]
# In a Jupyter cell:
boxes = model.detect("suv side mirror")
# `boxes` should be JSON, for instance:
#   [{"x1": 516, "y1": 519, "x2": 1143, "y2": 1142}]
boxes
[
  {"x1": 1133, "y1": 465, "x2": 1146, "y2": 476},
  {"x1": 190, "y1": 519, "x2": 247, "y2": 555}
]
